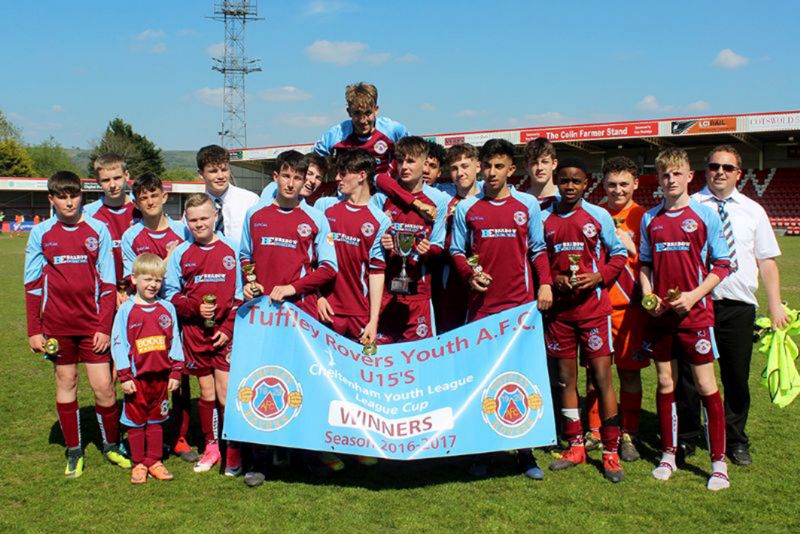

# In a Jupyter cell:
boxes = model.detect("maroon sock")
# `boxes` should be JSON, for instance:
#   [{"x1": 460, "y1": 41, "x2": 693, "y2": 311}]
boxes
[
  {"x1": 56, "y1": 401, "x2": 80, "y2": 449},
  {"x1": 656, "y1": 391, "x2": 677, "y2": 455},
  {"x1": 600, "y1": 419, "x2": 621, "y2": 453},
  {"x1": 620, "y1": 390, "x2": 642, "y2": 435},
  {"x1": 144, "y1": 423, "x2": 164, "y2": 467},
  {"x1": 128, "y1": 426, "x2": 146, "y2": 465},
  {"x1": 563, "y1": 418, "x2": 584, "y2": 447},
  {"x1": 95, "y1": 403, "x2": 120, "y2": 445},
  {"x1": 198, "y1": 399, "x2": 216, "y2": 445},
  {"x1": 702, "y1": 391, "x2": 726, "y2": 462}
]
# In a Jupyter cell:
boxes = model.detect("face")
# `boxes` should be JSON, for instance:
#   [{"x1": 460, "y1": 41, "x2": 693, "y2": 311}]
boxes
[
  {"x1": 480, "y1": 155, "x2": 516, "y2": 191},
  {"x1": 132, "y1": 273, "x2": 163, "y2": 301},
  {"x1": 336, "y1": 170, "x2": 366, "y2": 197},
  {"x1": 134, "y1": 188, "x2": 168, "y2": 219},
  {"x1": 49, "y1": 192, "x2": 82, "y2": 222},
  {"x1": 96, "y1": 165, "x2": 129, "y2": 200},
  {"x1": 658, "y1": 163, "x2": 693, "y2": 200},
  {"x1": 302, "y1": 163, "x2": 324, "y2": 198},
  {"x1": 185, "y1": 202, "x2": 216, "y2": 242},
  {"x1": 449, "y1": 156, "x2": 479, "y2": 192},
  {"x1": 603, "y1": 171, "x2": 638, "y2": 210},
  {"x1": 200, "y1": 161, "x2": 231, "y2": 196},
  {"x1": 705, "y1": 150, "x2": 741, "y2": 197},
  {"x1": 274, "y1": 164, "x2": 306, "y2": 201},
  {"x1": 556, "y1": 167, "x2": 589, "y2": 204},
  {"x1": 397, "y1": 153, "x2": 425, "y2": 186},
  {"x1": 422, "y1": 157, "x2": 442, "y2": 185},
  {"x1": 347, "y1": 105, "x2": 378, "y2": 136},
  {"x1": 527, "y1": 155, "x2": 558, "y2": 188}
]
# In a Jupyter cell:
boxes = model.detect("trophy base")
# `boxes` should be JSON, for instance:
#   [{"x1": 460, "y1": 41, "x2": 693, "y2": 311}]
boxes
[{"x1": 390, "y1": 278, "x2": 417, "y2": 295}]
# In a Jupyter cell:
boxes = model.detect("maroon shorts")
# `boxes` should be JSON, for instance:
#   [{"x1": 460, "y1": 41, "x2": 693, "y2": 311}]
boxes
[
  {"x1": 545, "y1": 316, "x2": 613, "y2": 363},
  {"x1": 122, "y1": 374, "x2": 169, "y2": 427},
  {"x1": 183, "y1": 344, "x2": 231, "y2": 376},
  {"x1": 376, "y1": 295, "x2": 434, "y2": 344},
  {"x1": 46, "y1": 335, "x2": 111, "y2": 365},
  {"x1": 642, "y1": 325, "x2": 718, "y2": 365},
  {"x1": 329, "y1": 314, "x2": 369, "y2": 341}
]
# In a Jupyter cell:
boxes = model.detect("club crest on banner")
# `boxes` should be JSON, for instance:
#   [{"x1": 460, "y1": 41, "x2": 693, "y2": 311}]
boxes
[
  {"x1": 481, "y1": 371, "x2": 544, "y2": 437},
  {"x1": 236, "y1": 365, "x2": 303, "y2": 431}
]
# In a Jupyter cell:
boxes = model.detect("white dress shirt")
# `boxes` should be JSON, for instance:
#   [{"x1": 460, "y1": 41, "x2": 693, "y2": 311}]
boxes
[
  {"x1": 692, "y1": 186, "x2": 781, "y2": 305},
  {"x1": 207, "y1": 183, "x2": 259, "y2": 248}
]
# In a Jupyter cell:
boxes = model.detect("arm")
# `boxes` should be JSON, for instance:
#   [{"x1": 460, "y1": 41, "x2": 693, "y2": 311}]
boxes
[
  {"x1": 291, "y1": 213, "x2": 339, "y2": 296},
  {"x1": 95, "y1": 226, "x2": 117, "y2": 338},
  {"x1": 110, "y1": 304, "x2": 134, "y2": 382},
  {"x1": 527, "y1": 202, "x2": 553, "y2": 286},
  {"x1": 121, "y1": 227, "x2": 137, "y2": 282},
  {"x1": 670, "y1": 272, "x2": 722, "y2": 316},
  {"x1": 166, "y1": 303, "x2": 185, "y2": 380},
  {"x1": 758, "y1": 258, "x2": 789, "y2": 330},
  {"x1": 24, "y1": 225, "x2": 45, "y2": 339},
  {"x1": 448, "y1": 202, "x2": 475, "y2": 284},
  {"x1": 219, "y1": 242, "x2": 244, "y2": 340},
  {"x1": 363, "y1": 272, "x2": 384, "y2": 343},
  {"x1": 164, "y1": 246, "x2": 199, "y2": 319},
  {"x1": 597, "y1": 210, "x2": 628, "y2": 286}
]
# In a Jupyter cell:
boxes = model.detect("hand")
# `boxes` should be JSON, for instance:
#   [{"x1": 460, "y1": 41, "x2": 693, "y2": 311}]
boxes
[
  {"x1": 211, "y1": 330, "x2": 230, "y2": 349},
  {"x1": 93, "y1": 332, "x2": 110, "y2": 353},
  {"x1": 29, "y1": 334, "x2": 46, "y2": 353},
  {"x1": 317, "y1": 297, "x2": 335, "y2": 323},
  {"x1": 768, "y1": 303, "x2": 790, "y2": 331},
  {"x1": 270, "y1": 284, "x2": 297, "y2": 303},
  {"x1": 537, "y1": 284, "x2": 553, "y2": 311},
  {"x1": 572, "y1": 272, "x2": 603, "y2": 291},
  {"x1": 416, "y1": 238, "x2": 431, "y2": 256},
  {"x1": 199, "y1": 302, "x2": 216, "y2": 319},
  {"x1": 168, "y1": 378, "x2": 181, "y2": 392},
  {"x1": 243, "y1": 282, "x2": 265, "y2": 301},
  {"x1": 121, "y1": 380, "x2": 137, "y2": 395},
  {"x1": 469, "y1": 271, "x2": 493, "y2": 292},
  {"x1": 644, "y1": 294, "x2": 666, "y2": 317},
  {"x1": 381, "y1": 233, "x2": 394, "y2": 252},
  {"x1": 554, "y1": 274, "x2": 573, "y2": 293},
  {"x1": 413, "y1": 199, "x2": 437, "y2": 222},
  {"x1": 361, "y1": 320, "x2": 378, "y2": 346},
  {"x1": 669, "y1": 290, "x2": 699, "y2": 317},
  {"x1": 616, "y1": 229, "x2": 636, "y2": 255},
  {"x1": 116, "y1": 290, "x2": 129, "y2": 309}
]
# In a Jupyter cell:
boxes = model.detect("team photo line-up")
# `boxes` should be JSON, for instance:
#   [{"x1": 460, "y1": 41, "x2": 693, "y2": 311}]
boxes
[{"x1": 24, "y1": 82, "x2": 787, "y2": 491}]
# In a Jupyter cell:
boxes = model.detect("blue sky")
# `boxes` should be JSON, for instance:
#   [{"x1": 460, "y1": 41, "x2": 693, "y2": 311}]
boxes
[{"x1": 2, "y1": 0, "x2": 798, "y2": 150}]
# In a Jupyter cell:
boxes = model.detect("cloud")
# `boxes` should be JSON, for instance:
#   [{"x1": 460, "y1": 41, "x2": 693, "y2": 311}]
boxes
[
  {"x1": 713, "y1": 48, "x2": 749, "y2": 69},
  {"x1": 508, "y1": 112, "x2": 567, "y2": 127},
  {"x1": 147, "y1": 42, "x2": 167, "y2": 54},
  {"x1": 207, "y1": 42, "x2": 226, "y2": 58},
  {"x1": 636, "y1": 95, "x2": 710, "y2": 114},
  {"x1": 195, "y1": 87, "x2": 224, "y2": 107},
  {"x1": 133, "y1": 29, "x2": 167, "y2": 54},
  {"x1": 136, "y1": 29, "x2": 165, "y2": 41},
  {"x1": 260, "y1": 86, "x2": 312, "y2": 102},
  {"x1": 305, "y1": 40, "x2": 403, "y2": 66},
  {"x1": 636, "y1": 95, "x2": 661, "y2": 111},
  {"x1": 419, "y1": 103, "x2": 436, "y2": 112},
  {"x1": 51, "y1": 105, "x2": 64, "y2": 113},
  {"x1": 455, "y1": 109, "x2": 480, "y2": 118},
  {"x1": 304, "y1": 1, "x2": 353, "y2": 15},
  {"x1": 685, "y1": 100, "x2": 710, "y2": 112},
  {"x1": 275, "y1": 114, "x2": 331, "y2": 128}
]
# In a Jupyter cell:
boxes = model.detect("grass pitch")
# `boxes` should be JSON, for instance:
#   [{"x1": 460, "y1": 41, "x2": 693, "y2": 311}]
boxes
[{"x1": 0, "y1": 235, "x2": 798, "y2": 532}]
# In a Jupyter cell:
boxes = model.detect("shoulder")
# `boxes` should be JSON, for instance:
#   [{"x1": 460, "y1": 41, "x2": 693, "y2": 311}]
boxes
[
  {"x1": 118, "y1": 298, "x2": 135, "y2": 316},
  {"x1": 84, "y1": 216, "x2": 111, "y2": 237},
  {"x1": 31, "y1": 218, "x2": 58, "y2": 239},
  {"x1": 321, "y1": 120, "x2": 353, "y2": 142},
  {"x1": 157, "y1": 299, "x2": 179, "y2": 318},
  {"x1": 218, "y1": 235, "x2": 238, "y2": 254},
  {"x1": 455, "y1": 194, "x2": 481, "y2": 217},
  {"x1": 433, "y1": 182, "x2": 456, "y2": 197},
  {"x1": 375, "y1": 117, "x2": 408, "y2": 140},
  {"x1": 421, "y1": 184, "x2": 451, "y2": 207},
  {"x1": 314, "y1": 196, "x2": 338, "y2": 214},
  {"x1": 581, "y1": 201, "x2": 614, "y2": 224},
  {"x1": 122, "y1": 221, "x2": 145, "y2": 241},
  {"x1": 83, "y1": 199, "x2": 102, "y2": 216},
  {"x1": 299, "y1": 203, "x2": 327, "y2": 227},
  {"x1": 689, "y1": 198, "x2": 718, "y2": 223},
  {"x1": 170, "y1": 239, "x2": 192, "y2": 260},
  {"x1": 510, "y1": 189, "x2": 540, "y2": 211},
  {"x1": 367, "y1": 204, "x2": 392, "y2": 226},
  {"x1": 229, "y1": 184, "x2": 259, "y2": 205}
]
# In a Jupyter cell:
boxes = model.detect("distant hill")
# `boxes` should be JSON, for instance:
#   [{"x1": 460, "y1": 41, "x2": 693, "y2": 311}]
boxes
[{"x1": 66, "y1": 149, "x2": 198, "y2": 178}]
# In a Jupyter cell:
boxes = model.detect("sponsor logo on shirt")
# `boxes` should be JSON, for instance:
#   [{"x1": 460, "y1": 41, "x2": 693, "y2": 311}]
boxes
[
  {"x1": 193, "y1": 273, "x2": 227, "y2": 283},
  {"x1": 330, "y1": 232, "x2": 360, "y2": 246},
  {"x1": 159, "y1": 314, "x2": 172, "y2": 329},
  {"x1": 135, "y1": 335, "x2": 167, "y2": 354},
  {"x1": 361, "y1": 222, "x2": 375, "y2": 237},
  {"x1": 297, "y1": 223, "x2": 312, "y2": 237},
  {"x1": 261, "y1": 236, "x2": 298, "y2": 248},
  {"x1": 374, "y1": 140, "x2": 389, "y2": 155},
  {"x1": 681, "y1": 219, "x2": 698, "y2": 233},
  {"x1": 480, "y1": 228, "x2": 517, "y2": 238},
  {"x1": 655, "y1": 241, "x2": 690, "y2": 252},
  {"x1": 582, "y1": 223, "x2": 597, "y2": 238},
  {"x1": 254, "y1": 222, "x2": 269, "y2": 228},
  {"x1": 44, "y1": 241, "x2": 58, "y2": 248},
  {"x1": 513, "y1": 211, "x2": 527, "y2": 226},
  {"x1": 223, "y1": 255, "x2": 236, "y2": 270},
  {"x1": 85, "y1": 237, "x2": 99, "y2": 251},
  {"x1": 553, "y1": 242, "x2": 584, "y2": 253},
  {"x1": 393, "y1": 222, "x2": 425, "y2": 233},
  {"x1": 695, "y1": 339, "x2": 712, "y2": 355},
  {"x1": 54, "y1": 254, "x2": 88, "y2": 265}
]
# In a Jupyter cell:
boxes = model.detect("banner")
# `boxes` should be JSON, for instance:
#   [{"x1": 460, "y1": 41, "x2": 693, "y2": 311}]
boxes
[
  {"x1": 223, "y1": 301, "x2": 556, "y2": 460},
  {"x1": 520, "y1": 121, "x2": 658, "y2": 143}
]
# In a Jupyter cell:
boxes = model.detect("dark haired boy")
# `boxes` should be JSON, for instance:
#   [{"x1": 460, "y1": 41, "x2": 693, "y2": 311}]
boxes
[
  {"x1": 258, "y1": 151, "x2": 313, "y2": 205},
  {"x1": 25, "y1": 171, "x2": 129, "y2": 477},
  {"x1": 523, "y1": 138, "x2": 559, "y2": 208},
  {"x1": 423, "y1": 141, "x2": 447, "y2": 186}
]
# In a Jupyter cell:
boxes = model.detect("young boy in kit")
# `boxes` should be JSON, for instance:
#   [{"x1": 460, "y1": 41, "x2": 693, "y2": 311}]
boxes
[
  {"x1": 450, "y1": 138, "x2": 553, "y2": 479},
  {"x1": 112, "y1": 253, "x2": 184, "y2": 484},
  {"x1": 422, "y1": 141, "x2": 447, "y2": 187},
  {"x1": 524, "y1": 138, "x2": 560, "y2": 208},
  {"x1": 165, "y1": 193, "x2": 244, "y2": 475},
  {"x1": 84, "y1": 153, "x2": 141, "y2": 305},
  {"x1": 260, "y1": 153, "x2": 329, "y2": 205},
  {"x1": 639, "y1": 148, "x2": 732, "y2": 491},
  {"x1": 370, "y1": 136, "x2": 449, "y2": 343},
  {"x1": 541, "y1": 158, "x2": 628, "y2": 483},
  {"x1": 25, "y1": 171, "x2": 130, "y2": 477}
]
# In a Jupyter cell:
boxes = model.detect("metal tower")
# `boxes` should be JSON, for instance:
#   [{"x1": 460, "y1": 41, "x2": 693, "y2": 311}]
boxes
[{"x1": 210, "y1": 1, "x2": 262, "y2": 148}]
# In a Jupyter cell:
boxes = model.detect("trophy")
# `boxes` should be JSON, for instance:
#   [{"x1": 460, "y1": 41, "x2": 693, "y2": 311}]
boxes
[
  {"x1": 361, "y1": 336, "x2": 377, "y2": 356},
  {"x1": 242, "y1": 264, "x2": 261, "y2": 297},
  {"x1": 467, "y1": 254, "x2": 491, "y2": 287},
  {"x1": 666, "y1": 287, "x2": 682, "y2": 302},
  {"x1": 43, "y1": 337, "x2": 60, "y2": 356},
  {"x1": 202, "y1": 294, "x2": 217, "y2": 328},
  {"x1": 389, "y1": 229, "x2": 420, "y2": 295},
  {"x1": 613, "y1": 217, "x2": 625, "y2": 229},
  {"x1": 567, "y1": 254, "x2": 582, "y2": 286},
  {"x1": 642, "y1": 294, "x2": 659, "y2": 311}
]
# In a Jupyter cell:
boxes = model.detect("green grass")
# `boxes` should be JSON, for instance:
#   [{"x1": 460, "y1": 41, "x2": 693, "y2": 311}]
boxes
[{"x1": 0, "y1": 236, "x2": 798, "y2": 532}]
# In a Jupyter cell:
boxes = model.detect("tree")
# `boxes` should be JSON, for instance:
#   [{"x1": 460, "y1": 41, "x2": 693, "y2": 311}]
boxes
[
  {"x1": 28, "y1": 137, "x2": 80, "y2": 177},
  {"x1": 163, "y1": 168, "x2": 199, "y2": 182},
  {"x1": 0, "y1": 139, "x2": 35, "y2": 177},
  {"x1": 88, "y1": 118, "x2": 165, "y2": 178},
  {"x1": 0, "y1": 110, "x2": 23, "y2": 143}
]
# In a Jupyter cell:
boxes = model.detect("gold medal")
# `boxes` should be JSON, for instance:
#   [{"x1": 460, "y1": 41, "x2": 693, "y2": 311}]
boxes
[{"x1": 642, "y1": 294, "x2": 659, "y2": 311}]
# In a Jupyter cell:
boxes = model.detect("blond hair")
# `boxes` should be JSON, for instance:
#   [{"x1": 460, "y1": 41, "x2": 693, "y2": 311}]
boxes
[
  {"x1": 345, "y1": 82, "x2": 378, "y2": 112},
  {"x1": 93, "y1": 153, "x2": 127, "y2": 177},
  {"x1": 184, "y1": 192, "x2": 214, "y2": 210},
  {"x1": 133, "y1": 253, "x2": 166, "y2": 277},
  {"x1": 655, "y1": 147, "x2": 691, "y2": 174}
]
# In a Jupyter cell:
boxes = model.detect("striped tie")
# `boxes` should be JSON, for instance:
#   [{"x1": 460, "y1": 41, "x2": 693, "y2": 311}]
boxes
[
  {"x1": 714, "y1": 197, "x2": 737, "y2": 273},
  {"x1": 214, "y1": 197, "x2": 225, "y2": 235}
]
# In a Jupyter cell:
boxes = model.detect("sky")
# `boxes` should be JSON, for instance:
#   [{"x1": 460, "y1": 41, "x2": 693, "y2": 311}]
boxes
[{"x1": 2, "y1": 0, "x2": 799, "y2": 151}]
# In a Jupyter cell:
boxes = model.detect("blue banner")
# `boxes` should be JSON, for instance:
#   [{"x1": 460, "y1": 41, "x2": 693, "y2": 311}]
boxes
[{"x1": 223, "y1": 300, "x2": 556, "y2": 460}]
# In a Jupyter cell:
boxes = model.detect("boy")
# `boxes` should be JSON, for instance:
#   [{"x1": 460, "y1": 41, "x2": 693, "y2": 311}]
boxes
[
  {"x1": 640, "y1": 147, "x2": 731, "y2": 491},
  {"x1": 165, "y1": 193, "x2": 244, "y2": 475},
  {"x1": 524, "y1": 138, "x2": 559, "y2": 208},
  {"x1": 198, "y1": 144, "x2": 259, "y2": 247},
  {"x1": 541, "y1": 158, "x2": 627, "y2": 483},
  {"x1": 24, "y1": 171, "x2": 129, "y2": 477},
  {"x1": 370, "y1": 136, "x2": 449, "y2": 343},
  {"x1": 450, "y1": 138, "x2": 553, "y2": 479},
  {"x1": 84, "y1": 153, "x2": 141, "y2": 304},
  {"x1": 112, "y1": 253, "x2": 184, "y2": 483},
  {"x1": 259, "y1": 152, "x2": 327, "y2": 205},
  {"x1": 422, "y1": 141, "x2": 447, "y2": 186}
]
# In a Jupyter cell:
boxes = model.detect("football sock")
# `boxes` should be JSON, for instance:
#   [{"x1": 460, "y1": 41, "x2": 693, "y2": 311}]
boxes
[
  {"x1": 656, "y1": 391, "x2": 677, "y2": 455},
  {"x1": 620, "y1": 390, "x2": 642, "y2": 436},
  {"x1": 145, "y1": 423, "x2": 163, "y2": 467},
  {"x1": 652, "y1": 452, "x2": 677, "y2": 481},
  {"x1": 128, "y1": 426, "x2": 146, "y2": 465},
  {"x1": 600, "y1": 416, "x2": 620, "y2": 454},
  {"x1": 199, "y1": 399, "x2": 217, "y2": 445},
  {"x1": 56, "y1": 400, "x2": 80, "y2": 449},
  {"x1": 701, "y1": 392, "x2": 726, "y2": 462},
  {"x1": 561, "y1": 409, "x2": 584, "y2": 447},
  {"x1": 95, "y1": 402, "x2": 120, "y2": 445}
]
